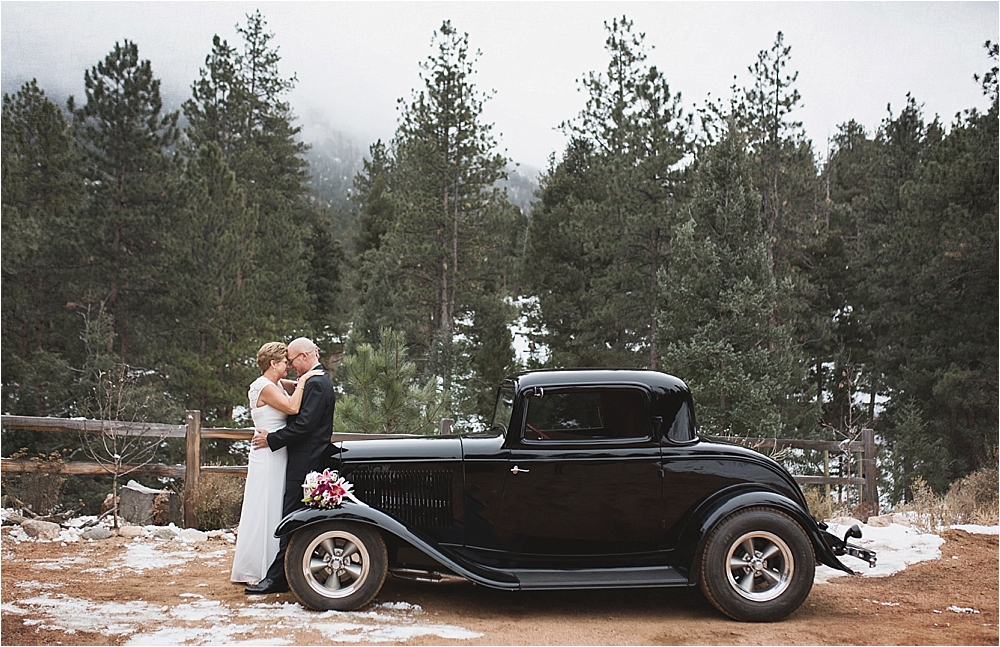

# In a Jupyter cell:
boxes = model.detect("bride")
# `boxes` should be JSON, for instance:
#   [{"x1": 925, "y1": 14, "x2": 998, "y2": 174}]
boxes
[{"x1": 230, "y1": 342, "x2": 323, "y2": 584}]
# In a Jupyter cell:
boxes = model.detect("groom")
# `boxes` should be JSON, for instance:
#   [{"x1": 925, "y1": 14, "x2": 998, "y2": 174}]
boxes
[{"x1": 246, "y1": 337, "x2": 336, "y2": 594}]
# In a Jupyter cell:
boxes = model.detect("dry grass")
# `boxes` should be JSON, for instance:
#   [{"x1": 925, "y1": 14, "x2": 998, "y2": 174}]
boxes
[
  {"x1": 803, "y1": 485, "x2": 837, "y2": 520},
  {"x1": 192, "y1": 473, "x2": 246, "y2": 531},
  {"x1": 945, "y1": 462, "x2": 999, "y2": 525},
  {"x1": 803, "y1": 458, "x2": 998, "y2": 529},
  {"x1": 904, "y1": 476, "x2": 948, "y2": 531},
  {"x1": 894, "y1": 462, "x2": 999, "y2": 531}
]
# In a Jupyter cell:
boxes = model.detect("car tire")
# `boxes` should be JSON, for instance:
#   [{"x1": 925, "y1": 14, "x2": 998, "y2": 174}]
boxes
[
  {"x1": 698, "y1": 507, "x2": 815, "y2": 622},
  {"x1": 285, "y1": 521, "x2": 388, "y2": 611}
]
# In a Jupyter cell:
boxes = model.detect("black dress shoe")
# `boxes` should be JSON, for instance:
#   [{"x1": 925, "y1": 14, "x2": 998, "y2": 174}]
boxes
[{"x1": 244, "y1": 578, "x2": 289, "y2": 594}]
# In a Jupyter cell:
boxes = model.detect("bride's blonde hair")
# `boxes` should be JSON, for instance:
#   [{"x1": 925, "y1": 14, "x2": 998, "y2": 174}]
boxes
[{"x1": 256, "y1": 342, "x2": 288, "y2": 373}]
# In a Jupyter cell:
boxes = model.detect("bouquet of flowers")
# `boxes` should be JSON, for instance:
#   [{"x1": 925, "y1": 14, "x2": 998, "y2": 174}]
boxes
[{"x1": 301, "y1": 469, "x2": 358, "y2": 509}]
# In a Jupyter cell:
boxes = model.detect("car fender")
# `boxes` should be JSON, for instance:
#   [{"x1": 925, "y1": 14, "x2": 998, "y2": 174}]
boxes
[
  {"x1": 275, "y1": 503, "x2": 519, "y2": 590},
  {"x1": 675, "y1": 485, "x2": 854, "y2": 583}
]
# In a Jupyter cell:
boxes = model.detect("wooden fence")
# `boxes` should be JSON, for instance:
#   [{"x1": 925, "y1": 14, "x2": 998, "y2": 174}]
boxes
[
  {"x1": 1, "y1": 414, "x2": 877, "y2": 527},
  {"x1": 1, "y1": 411, "x2": 249, "y2": 528},
  {"x1": 712, "y1": 430, "x2": 879, "y2": 511}
]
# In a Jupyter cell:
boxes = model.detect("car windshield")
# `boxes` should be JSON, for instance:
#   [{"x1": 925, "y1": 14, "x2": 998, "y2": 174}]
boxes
[{"x1": 490, "y1": 384, "x2": 515, "y2": 435}]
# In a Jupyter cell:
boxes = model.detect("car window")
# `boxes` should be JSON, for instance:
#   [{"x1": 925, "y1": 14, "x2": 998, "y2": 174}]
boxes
[
  {"x1": 523, "y1": 388, "x2": 648, "y2": 441},
  {"x1": 667, "y1": 400, "x2": 696, "y2": 442},
  {"x1": 490, "y1": 384, "x2": 515, "y2": 434}
]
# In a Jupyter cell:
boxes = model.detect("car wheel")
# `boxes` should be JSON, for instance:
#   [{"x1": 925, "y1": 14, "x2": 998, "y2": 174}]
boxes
[
  {"x1": 285, "y1": 521, "x2": 388, "y2": 611},
  {"x1": 698, "y1": 507, "x2": 815, "y2": 622}
]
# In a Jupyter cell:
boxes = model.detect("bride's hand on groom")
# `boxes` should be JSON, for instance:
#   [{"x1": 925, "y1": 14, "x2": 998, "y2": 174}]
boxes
[{"x1": 298, "y1": 368, "x2": 324, "y2": 384}]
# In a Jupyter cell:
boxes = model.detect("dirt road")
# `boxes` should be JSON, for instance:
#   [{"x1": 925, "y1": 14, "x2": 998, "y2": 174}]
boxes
[{"x1": 2, "y1": 527, "x2": 996, "y2": 645}]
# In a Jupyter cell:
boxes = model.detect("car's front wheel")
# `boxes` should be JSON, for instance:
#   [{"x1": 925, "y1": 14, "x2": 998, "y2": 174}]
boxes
[
  {"x1": 285, "y1": 521, "x2": 387, "y2": 611},
  {"x1": 698, "y1": 507, "x2": 815, "y2": 622}
]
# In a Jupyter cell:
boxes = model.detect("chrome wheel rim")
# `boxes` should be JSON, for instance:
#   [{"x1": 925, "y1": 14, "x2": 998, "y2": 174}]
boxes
[
  {"x1": 725, "y1": 531, "x2": 794, "y2": 602},
  {"x1": 300, "y1": 529, "x2": 371, "y2": 599}
]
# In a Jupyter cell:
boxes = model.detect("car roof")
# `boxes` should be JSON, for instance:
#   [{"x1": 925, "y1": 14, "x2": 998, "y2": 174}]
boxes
[{"x1": 508, "y1": 369, "x2": 689, "y2": 394}]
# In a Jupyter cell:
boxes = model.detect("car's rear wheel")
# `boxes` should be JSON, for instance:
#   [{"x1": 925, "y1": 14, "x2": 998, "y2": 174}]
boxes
[
  {"x1": 698, "y1": 507, "x2": 815, "y2": 622},
  {"x1": 285, "y1": 521, "x2": 387, "y2": 611}
]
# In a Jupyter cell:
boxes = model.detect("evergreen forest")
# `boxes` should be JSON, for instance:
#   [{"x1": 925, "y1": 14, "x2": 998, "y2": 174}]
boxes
[{"x1": 3, "y1": 13, "x2": 997, "y2": 509}]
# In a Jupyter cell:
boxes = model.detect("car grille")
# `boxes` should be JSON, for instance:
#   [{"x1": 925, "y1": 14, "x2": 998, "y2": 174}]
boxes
[{"x1": 349, "y1": 468, "x2": 453, "y2": 527}]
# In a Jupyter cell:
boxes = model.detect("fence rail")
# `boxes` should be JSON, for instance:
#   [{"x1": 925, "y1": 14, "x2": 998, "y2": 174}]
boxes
[
  {"x1": 2, "y1": 414, "x2": 878, "y2": 527},
  {"x1": 1, "y1": 411, "x2": 242, "y2": 527},
  {"x1": 0, "y1": 415, "x2": 189, "y2": 438},
  {"x1": 711, "y1": 432, "x2": 878, "y2": 506}
]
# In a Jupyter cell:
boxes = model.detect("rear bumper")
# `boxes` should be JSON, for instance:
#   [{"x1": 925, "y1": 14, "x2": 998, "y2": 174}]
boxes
[{"x1": 820, "y1": 528, "x2": 877, "y2": 571}]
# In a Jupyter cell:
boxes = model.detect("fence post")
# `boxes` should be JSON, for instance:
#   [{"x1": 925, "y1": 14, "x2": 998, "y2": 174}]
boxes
[
  {"x1": 857, "y1": 451, "x2": 864, "y2": 507},
  {"x1": 862, "y1": 427, "x2": 878, "y2": 513},
  {"x1": 183, "y1": 410, "x2": 201, "y2": 528},
  {"x1": 439, "y1": 418, "x2": 454, "y2": 435},
  {"x1": 823, "y1": 450, "x2": 830, "y2": 504}
]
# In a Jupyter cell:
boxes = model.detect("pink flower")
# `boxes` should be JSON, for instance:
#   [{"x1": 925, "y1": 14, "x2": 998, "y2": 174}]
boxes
[{"x1": 301, "y1": 469, "x2": 355, "y2": 508}]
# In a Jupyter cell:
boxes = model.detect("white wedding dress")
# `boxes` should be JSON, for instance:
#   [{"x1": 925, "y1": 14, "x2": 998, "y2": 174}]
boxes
[{"x1": 230, "y1": 375, "x2": 289, "y2": 583}]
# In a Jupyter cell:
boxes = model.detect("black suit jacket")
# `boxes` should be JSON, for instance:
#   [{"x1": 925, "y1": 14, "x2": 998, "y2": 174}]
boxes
[{"x1": 265, "y1": 364, "x2": 336, "y2": 489}]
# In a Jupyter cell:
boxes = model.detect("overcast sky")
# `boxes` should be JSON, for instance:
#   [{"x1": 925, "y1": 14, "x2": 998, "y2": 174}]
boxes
[{"x1": 2, "y1": 2, "x2": 997, "y2": 172}]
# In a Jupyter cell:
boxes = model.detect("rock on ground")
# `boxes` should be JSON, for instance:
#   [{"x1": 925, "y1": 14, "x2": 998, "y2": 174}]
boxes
[
  {"x1": 20, "y1": 520, "x2": 60, "y2": 540},
  {"x1": 81, "y1": 527, "x2": 112, "y2": 541}
]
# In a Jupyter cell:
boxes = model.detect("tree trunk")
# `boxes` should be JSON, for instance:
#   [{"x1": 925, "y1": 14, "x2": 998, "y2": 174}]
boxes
[
  {"x1": 649, "y1": 228, "x2": 659, "y2": 370},
  {"x1": 199, "y1": 330, "x2": 208, "y2": 414},
  {"x1": 450, "y1": 173, "x2": 459, "y2": 335}
]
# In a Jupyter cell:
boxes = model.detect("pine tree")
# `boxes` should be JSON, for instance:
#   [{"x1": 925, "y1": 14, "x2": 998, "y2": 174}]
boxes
[
  {"x1": 182, "y1": 11, "x2": 315, "y2": 333},
  {"x1": 166, "y1": 142, "x2": 260, "y2": 421},
  {"x1": 335, "y1": 328, "x2": 448, "y2": 435},
  {"x1": 524, "y1": 138, "x2": 611, "y2": 366},
  {"x1": 821, "y1": 43, "x2": 1000, "y2": 498},
  {"x1": 302, "y1": 205, "x2": 348, "y2": 344},
  {"x1": 659, "y1": 122, "x2": 820, "y2": 437},
  {"x1": 68, "y1": 40, "x2": 181, "y2": 367},
  {"x1": 454, "y1": 291, "x2": 518, "y2": 422},
  {"x1": 352, "y1": 140, "x2": 394, "y2": 258},
  {"x1": 183, "y1": 34, "x2": 241, "y2": 158},
  {"x1": 814, "y1": 119, "x2": 879, "y2": 433},
  {"x1": 704, "y1": 32, "x2": 835, "y2": 438},
  {"x1": 526, "y1": 16, "x2": 691, "y2": 369},
  {"x1": 362, "y1": 21, "x2": 515, "y2": 394},
  {"x1": 861, "y1": 89, "x2": 998, "y2": 495},
  {"x1": 1, "y1": 80, "x2": 84, "y2": 415},
  {"x1": 349, "y1": 141, "x2": 401, "y2": 347}
]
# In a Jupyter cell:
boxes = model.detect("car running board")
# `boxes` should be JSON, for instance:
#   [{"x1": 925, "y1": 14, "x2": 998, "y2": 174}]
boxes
[{"x1": 510, "y1": 565, "x2": 689, "y2": 590}]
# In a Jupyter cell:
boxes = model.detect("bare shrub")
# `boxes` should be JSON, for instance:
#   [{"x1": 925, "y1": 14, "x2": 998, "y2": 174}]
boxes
[
  {"x1": 77, "y1": 305, "x2": 175, "y2": 528},
  {"x1": 193, "y1": 473, "x2": 245, "y2": 531},
  {"x1": 945, "y1": 461, "x2": 999, "y2": 525}
]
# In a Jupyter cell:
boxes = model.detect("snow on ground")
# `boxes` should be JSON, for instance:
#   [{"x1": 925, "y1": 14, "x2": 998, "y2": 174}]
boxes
[
  {"x1": 3, "y1": 510, "x2": 996, "y2": 643},
  {"x1": 134, "y1": 599, "x2": 483, "y2": 644},
  {"x1": 814, "y1": 518, "x2": 998, "y2": 583},
  {"x1": 2, "y1": 514, "x2": 483, "y2": 643},
  {"x1": 1, "y1": 593, "x2": 482, "y2": 645},
  {"x1": 106, "y1": 541, "x2": 229, "y2": 574}
]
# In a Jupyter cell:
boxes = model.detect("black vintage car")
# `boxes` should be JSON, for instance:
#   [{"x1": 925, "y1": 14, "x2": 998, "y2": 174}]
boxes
[{"x1": 276, "y1": 369, "x2": 875, "y2": 622}]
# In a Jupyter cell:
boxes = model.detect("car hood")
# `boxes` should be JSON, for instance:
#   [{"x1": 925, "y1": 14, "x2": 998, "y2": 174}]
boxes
[{"x1": 332, "y1": 434, "x2": 463, "y2": 464}]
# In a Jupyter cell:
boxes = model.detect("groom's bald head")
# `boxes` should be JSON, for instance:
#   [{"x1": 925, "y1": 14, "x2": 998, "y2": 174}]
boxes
[{"x1": 287, "y1": 337, "x2": 319, "y2": 374}]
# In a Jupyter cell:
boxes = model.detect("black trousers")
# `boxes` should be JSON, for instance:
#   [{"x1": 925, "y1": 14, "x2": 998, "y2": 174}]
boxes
[{"x1": 263, "y1": 476, "x2": 305, "y2": 583}]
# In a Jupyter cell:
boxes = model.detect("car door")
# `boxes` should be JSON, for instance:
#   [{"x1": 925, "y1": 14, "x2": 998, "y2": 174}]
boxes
[{"x1": 492, "y1": 385, "x2": 664, "y2": 566}]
